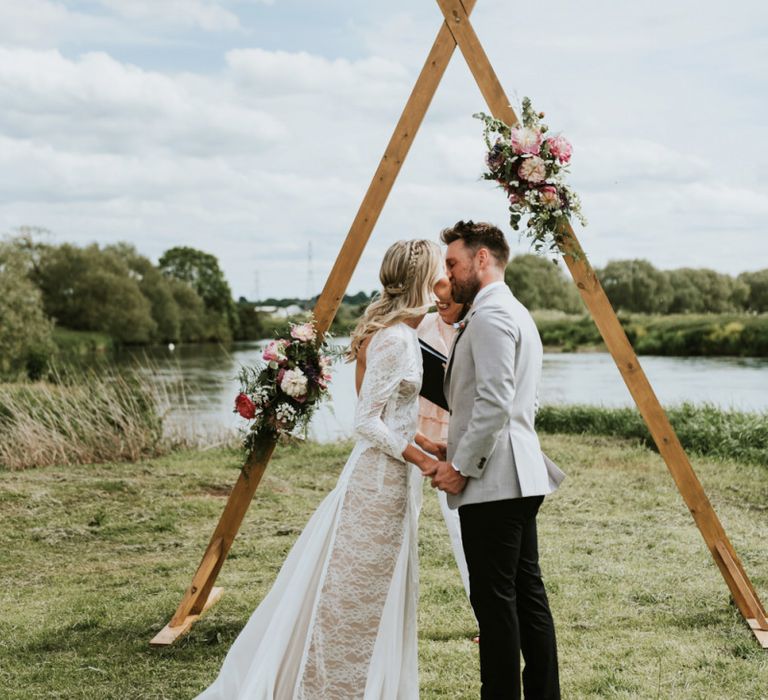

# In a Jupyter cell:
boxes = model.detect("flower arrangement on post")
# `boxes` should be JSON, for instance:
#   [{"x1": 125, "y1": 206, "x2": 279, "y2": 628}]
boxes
[
  {"x1": 234, "y1": 319, "x2": 338, "y2": 453},
  {"x1": 475, "y1": 97, "x2": 587, "y2": 256}
]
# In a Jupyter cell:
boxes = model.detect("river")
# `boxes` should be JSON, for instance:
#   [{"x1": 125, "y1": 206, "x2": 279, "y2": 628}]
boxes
[{"x1": 118, "y1": 338, "x2": 768, "y2": 444}]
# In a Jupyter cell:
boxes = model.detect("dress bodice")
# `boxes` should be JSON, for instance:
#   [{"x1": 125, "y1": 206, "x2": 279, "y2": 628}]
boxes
[{"x1": 353, "y1": 322, "x2": 422, "y2": 461}]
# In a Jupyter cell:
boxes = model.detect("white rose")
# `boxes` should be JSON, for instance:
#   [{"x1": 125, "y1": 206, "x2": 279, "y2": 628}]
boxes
[{"x1": 280, "y1": 368, "x2": 308, "y2": 398}]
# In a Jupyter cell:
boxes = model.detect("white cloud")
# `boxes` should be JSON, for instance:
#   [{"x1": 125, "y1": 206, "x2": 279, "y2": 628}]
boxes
[
  {"x1": 0, "y1": 0, "x2": 766, "y2": 300},
  {"x1": 0, "y1": 48, "x2": 285, "y2": 157},
  {"x1": 0, "y1": 0, "x2": 117, "y2": 46},
  {"x1": 96, "y1": 0, "x2": 243, "y2": 32}
]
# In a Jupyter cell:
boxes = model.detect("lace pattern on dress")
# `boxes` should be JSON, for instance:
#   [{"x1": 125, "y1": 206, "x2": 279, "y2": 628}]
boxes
[{"x1": 295, "y1": 324, "x2": 421, "y2": 699}]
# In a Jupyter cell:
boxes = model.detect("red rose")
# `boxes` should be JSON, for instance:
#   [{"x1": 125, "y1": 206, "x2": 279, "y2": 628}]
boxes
[{"x1": 235, "y1": 392, "x2": 257, "y2": 419}]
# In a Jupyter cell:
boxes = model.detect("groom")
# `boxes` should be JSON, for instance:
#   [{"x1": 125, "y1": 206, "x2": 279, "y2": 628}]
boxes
[{"x1": 431, "y1": 220, "x2": 562, "y2": 700}]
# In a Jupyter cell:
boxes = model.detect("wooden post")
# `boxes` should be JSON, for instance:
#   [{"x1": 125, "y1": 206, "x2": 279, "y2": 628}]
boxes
[
  {"x1": 435, "y1": 0, "x2": 767, "y2": 647},
  {"x1": 150, "y1": 2, "x2": 480, "y2": 646},
  {"x1": 152, "y1": 0, "x2": 765, "y2": 649}
]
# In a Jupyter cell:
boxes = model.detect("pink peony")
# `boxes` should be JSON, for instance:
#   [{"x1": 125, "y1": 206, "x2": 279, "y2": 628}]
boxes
[
  {"x1": 546, "y1": 135, "x2": 572, "y2": 164},
  {"x1": 539, "y1": 185, "x2": 560, "y2": 208},
  {"x1": 518, "y1": 156, "x2": 546, "y2": 183},
  {"x1": 509, "y1": 126, "x2": 542, "y2": 155},
  {"x1": 262, "y1": 339, "x2": 288, "y2": 363},
  {"x1": 234, "y1": 392, "x2": 256, "y2": 420},
  {"x1": 290, "y1": 322, "x2": 316, "y2": 343}
]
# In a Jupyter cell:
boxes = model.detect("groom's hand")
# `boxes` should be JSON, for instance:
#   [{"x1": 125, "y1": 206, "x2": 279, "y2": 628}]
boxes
[{"x1": 431, "y1": 461, "x2": 467, "y2": 495}]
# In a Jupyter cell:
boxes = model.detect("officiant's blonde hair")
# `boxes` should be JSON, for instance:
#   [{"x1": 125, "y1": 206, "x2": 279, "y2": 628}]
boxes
[{"x1": 347, "y1": 239, "x2": 442, "y2": 361}]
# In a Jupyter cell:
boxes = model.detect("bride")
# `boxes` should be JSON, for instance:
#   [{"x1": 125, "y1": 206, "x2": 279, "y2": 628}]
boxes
[{"x1": 195, "y1": 239, "x2": 445, "y2": 699}]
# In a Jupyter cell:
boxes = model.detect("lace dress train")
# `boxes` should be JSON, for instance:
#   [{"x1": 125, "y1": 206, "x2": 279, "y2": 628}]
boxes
[{"x1": 195, "y1": 323, "x2": 423, "y2": 700}]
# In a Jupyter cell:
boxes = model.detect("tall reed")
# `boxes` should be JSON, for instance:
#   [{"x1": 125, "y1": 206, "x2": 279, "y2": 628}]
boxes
[{"x1": 0, "y1": 366, "x2": 173, "y2": 470}]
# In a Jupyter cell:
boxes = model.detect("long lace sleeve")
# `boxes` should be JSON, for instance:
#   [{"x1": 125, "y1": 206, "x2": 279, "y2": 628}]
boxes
[{"x1": 354, "y1": 328, "x2": 411, "y2": 461}]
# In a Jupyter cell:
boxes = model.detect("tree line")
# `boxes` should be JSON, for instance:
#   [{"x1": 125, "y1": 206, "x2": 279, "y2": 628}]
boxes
[
  {"x1": 2, "y1": 229, "x2": 766, "y2": 380},
  {"x1": 0, "y1": 231, "x2": 254, "y2": 379},
  {"x1": 505, "y1": 255, "x2": 768, "y2": 315}
]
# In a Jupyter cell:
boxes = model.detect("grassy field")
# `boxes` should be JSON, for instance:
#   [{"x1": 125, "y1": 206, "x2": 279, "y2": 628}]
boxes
[{"x1": 1, "y1": 436, "x2": 767, "y2": 699}]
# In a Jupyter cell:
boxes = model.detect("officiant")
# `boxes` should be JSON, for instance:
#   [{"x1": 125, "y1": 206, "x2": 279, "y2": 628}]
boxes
[{"x1": 416, "y1": 278, "x2": 474, "y2": 612}]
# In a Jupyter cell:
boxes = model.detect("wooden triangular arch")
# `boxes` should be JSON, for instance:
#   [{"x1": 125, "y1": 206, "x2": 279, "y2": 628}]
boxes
[{"x1": 151, "y1": 0, "x2": 768, "y2": 648}]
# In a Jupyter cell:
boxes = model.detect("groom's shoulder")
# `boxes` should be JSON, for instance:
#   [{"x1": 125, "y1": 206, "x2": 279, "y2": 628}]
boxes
[{"x1": 470, "y1": 299, "x2": 521, "y2": 341}]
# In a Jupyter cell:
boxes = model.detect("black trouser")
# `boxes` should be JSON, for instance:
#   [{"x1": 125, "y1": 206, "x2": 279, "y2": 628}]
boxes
[{"x1": 459, "y1": 496, "x2": 560, "y2": 700}]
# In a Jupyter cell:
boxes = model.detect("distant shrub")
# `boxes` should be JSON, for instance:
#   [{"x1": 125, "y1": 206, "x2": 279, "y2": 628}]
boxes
[{"x1": 536, "y1": 403, "x2": 768, "y2": 467}]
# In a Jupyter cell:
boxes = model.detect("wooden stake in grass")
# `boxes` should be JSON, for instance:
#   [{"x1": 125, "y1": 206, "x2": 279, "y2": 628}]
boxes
[{"x1": 151, "y1": 0, "x2": 767, "y2": 649}]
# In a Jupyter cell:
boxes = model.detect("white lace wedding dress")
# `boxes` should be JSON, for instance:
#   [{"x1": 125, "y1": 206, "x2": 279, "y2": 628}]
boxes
[{"x1": 195, "y1": 322, "x2": 424, "y2": 699}]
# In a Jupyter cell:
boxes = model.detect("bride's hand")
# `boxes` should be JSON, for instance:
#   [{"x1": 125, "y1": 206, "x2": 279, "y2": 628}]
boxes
[
  {"x1": 420, "y1": 437, "x2": 447, "y2": 461},
  {"x1": 419, "y1": 457, "x2": 439, "y2": 478},
  {"x1": 432, "y1": 442, "x2": 447, "y2": 462}
]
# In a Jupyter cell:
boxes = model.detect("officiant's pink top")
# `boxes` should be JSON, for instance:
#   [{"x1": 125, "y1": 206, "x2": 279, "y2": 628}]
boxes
[{"x1": 416, "y1": 312, "x2": 456, "y2": 443}]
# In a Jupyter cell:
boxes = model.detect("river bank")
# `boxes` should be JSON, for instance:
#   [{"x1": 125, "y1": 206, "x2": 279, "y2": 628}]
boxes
[
  {"x1": 51, "y1": 311, "x2": 768, "y2": 362},
  {"x1": 1, "y1": 436, "x2": 766, "y2": 698},
  {"x1": 2, "y1": 364, "x2": 766, "y2": 470}
]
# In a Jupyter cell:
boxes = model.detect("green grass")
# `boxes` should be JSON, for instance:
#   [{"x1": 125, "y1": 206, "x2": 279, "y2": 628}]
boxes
[
  {"x1": 1, "y1": 436, "x2": 766, "y2": 698},
  {"x1": 536, "y1": 403, "x2": 768, "y2": 467}
]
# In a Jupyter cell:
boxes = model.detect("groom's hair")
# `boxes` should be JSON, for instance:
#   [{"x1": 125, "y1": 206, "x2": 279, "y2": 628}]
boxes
[{"x1": 440, "y1": 220, "x2": 510, "y2": 268}]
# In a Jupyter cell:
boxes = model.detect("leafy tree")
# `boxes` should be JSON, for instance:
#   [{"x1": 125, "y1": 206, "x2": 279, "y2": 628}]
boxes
[
  {"x1": 667, "y1": 268, "x2": 748, "y2": 313},
  {"x1": 168, "y1": 278, "x2": 207, "y2": 342},
  {"x1": 505, "y1": 255, "x2": 583, "y2": 312},
  {"x1": 234, "y1": 297, "x2": 266, "y2": 340},
  {"x1": 34, "y1": 243, "x2": 156, "y2": 343},
  {"x1": 106, "y1": 244, "x2": 181, "y2": 342},
  {"x1": 158, "y1": 246, "x2": 238, "y2": 340},
  {"x1": 0, "y1": 239, "x2": 54, "y2": 379},
  {"x1": 738, "y1": 269, "x2": 768, "y2": 312},
  {"x1": 597, "y1": 259, "x2": 672, "y2": 313}
]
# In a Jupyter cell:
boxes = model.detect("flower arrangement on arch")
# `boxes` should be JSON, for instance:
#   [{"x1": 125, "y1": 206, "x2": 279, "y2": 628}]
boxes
[
  {"x1": 234, "y1": 319, "x2": 338, "y2": 450},
  {"x1": 475, "y1": 97, "x2": 587, "y2": 256}
]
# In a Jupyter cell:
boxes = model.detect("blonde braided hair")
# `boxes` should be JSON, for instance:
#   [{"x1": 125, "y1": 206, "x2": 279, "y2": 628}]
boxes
[{"x1": 348, "y1": 239, "x2": 442, "y2": 361}]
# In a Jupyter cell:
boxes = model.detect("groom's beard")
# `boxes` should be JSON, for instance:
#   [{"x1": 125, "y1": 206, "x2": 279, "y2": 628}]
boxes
[{"x1": 451, "y1": 274, "x2": 481, "y2": 305}]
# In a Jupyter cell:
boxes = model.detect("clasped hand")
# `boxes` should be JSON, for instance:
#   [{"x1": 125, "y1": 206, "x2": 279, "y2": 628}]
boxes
[{"x1": 418, "y1": 440, "x2": 466, "y2": 495}]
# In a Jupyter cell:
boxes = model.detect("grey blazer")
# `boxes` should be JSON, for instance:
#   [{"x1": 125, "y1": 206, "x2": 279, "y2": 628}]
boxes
[{"x1": 444, "y1": 283, "x2": 565, "y2": 508}]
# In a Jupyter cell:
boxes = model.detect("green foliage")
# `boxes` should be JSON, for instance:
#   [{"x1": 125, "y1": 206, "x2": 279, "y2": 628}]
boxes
[
  {"x1": 596, "y1": 259, "x2": 764, "y2": 315},
  {"x1": 534, "y1": 312, "x2": 768, "y2": 356},
  {"x1": 107, "y1": 244, "x2": 183, "y2": 343},
  {"x1": 536, "y1": 403, "x2": 768, "y2": 466},
  {"x1": 0, "y1": 240, "x2": 55, "y2": 380},
  {"x1": 667, "y1": 268, "x2": 749, "y2": 313},
  {"x1": 168, "y1": 277, "x2": 208, "y2": 342},
  {"x1": 51, "y1": 328, "x2": 115, "y2": 359},
  {"x1": 533, "y1": 312, "x2": 602, "y2": 350},
  {"x1": 738, "y1": 269, "x2": 768, "y2": 312},
  {"x1": 33, "y1": 243, "x2": 157, "y2": 344},
  {"x1": 234, "y1": 297, "x2": 266, "y2": 341},
  {"x1": 159, "y1": 246, "x2": 238, "y2": 341},
  {"x1": 598, "y1": 259, "x2": 672, "y2": 313},
  {"x1": 628, "y1": 314, "x2": 768, "y2": 356},
  {"x1": 505, "y1": 255, "x2": 583, "y2": 313}
]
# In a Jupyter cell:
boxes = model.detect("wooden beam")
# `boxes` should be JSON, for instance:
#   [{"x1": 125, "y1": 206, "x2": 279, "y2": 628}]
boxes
[
  {"x1": 435, "y1": 0, "x2": 767, "y2": 646},
  {"x1": 150, "y1": 436, "x2": 275, "y2": 645},
  {"x1": 313, "y1": 0, "x2": 479, "y2": 335},
  {"x1": 151, "y1": 2, "x2": 479, "y2": 645}
]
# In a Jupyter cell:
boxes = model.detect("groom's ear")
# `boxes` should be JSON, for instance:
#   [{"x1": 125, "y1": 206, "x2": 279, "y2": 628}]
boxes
[{"x1": 475, "y1": 246, "x2": 490, "y2": 268}]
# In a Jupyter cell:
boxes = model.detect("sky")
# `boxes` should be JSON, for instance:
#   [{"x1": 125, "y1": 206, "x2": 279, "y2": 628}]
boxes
[{"x1": 1, "y1": 0, "x2": 766, "y2": 300}]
